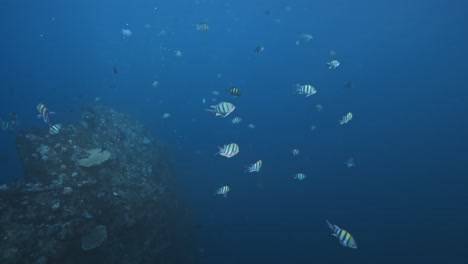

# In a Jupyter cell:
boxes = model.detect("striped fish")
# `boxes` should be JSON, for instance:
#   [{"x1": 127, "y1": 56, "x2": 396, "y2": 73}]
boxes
[
  {"x1": 49, "y1": 124, "x2": 62, "y2": 135},
  {"x1": 195, "y1": 23, "x2": 210, "y2": 31},
  {"x1": 339, "y1": 112, "x2": 353, "y2": 125},
  {"x1": 37, "y1": 103, "x2": 52, "y2": 125},
  {"x1": 206, "y1": 102, "x2": 235, "y2": 117},
  {"x1": 226, "y1": 87, "x2": 241, "y2": 96},
  {"x1": 245, "y1": 160, "x2": 262, "y2": 173},
  {"x1": 294, "y1": 173, "x2": 306, "y2": 180},
  {"x1": 216, "y1": 143, "x2": 239, "y2": 158},
  {"x1": 291, "y1": 148, "x2": 300, "y2": 156},
  {"x1": 327, "y1": 60, "x2": 340, "y2": 69},
  {"x1": 295, "y1": 84, "x2": 316, "y2": 97},
  {"x1": 1, "y1": 120, "x2": 14, "y2": 131},
  {"x1": 231, "y1": 116, "x2": 242, "y2": 124},
  {"x1": 214, "y1": 185, "x2": 230, "y2": 197},
  {"x1": 326, "y1": 220, "x2": 358, "y2": 249}
]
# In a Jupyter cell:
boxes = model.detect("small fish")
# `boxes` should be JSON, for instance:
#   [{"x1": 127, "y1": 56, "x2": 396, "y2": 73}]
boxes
[
  {"x1": 202, "y1": 98, "x2": 206, "y2": 104},
  {"x1": 174, "y1": 50, "x2": 182, "y2": 57},
  {"x1": 49, "y1": 124, "x2": 62, "y2": 135},
  {"x1": 329, "y1": 50, "x2": 337, "y2": 56},
  {"x1": 112, "y1": 66, "x2": 118, "y2": 74},
  {"x1": 152, "y1": 80, "x2": 159, "y2": 88},
  {"x1": 254, "y1": 45, "x2": 264, "y2": 53},
  {"x1": 344, "y1": 82, "x2": 353, "y2": 89},
  {"x1": 248, "y1": 124, "x2": 255, "y2": 129},
  {"x1": 36, "y1": 103, "x2": 53, "y2": 125},
  {"x1": 339, "y1": 112, "x2": 353, "y2": 125},
  {"x1": 326, "y1": 60, "x2": 340, "y2": 69},
  {"x1": 226, "y1": 87, "x2": 241, "y2": 97},
  {"x1": 245, "y1": 160, "x2": 262, "y2": 172},
  {"x1": 100, "y1": 142, "x2": 110, "y2": 153},
  {"x1": 310, "y1": 125, "x2": 317, "y2": 131},
  {"x1": 345, "y1": 158, "x2": 355, "y2": 168},
  {"x1": 231, "y1": 116, "x2": 242, "y2": 124},
  {"x1": 1, "y1": 120, "x2": 14, "y2": 131},
  {"x1": 121, "y1": 28, "x2": 132, "y2": 37},
  {"x1": 326, "y1": 220, "x2": 358, "y2": 249},
  {"x1": 299, "y1": 33, "x2": 313, "y2": 41},
  {"x1": 291, "y1": 148, "x2": 300, "y2": 156},
  {"x1": 294, "y1": 173, "x2": 306, "y2": 180},
  {"x1": 315, "y1": 104, "x2": 324, "y2": 111},
  {"x1": 195, "y1": 23, "x2": 210, "y2": 31},
  {"x1": 162, "y1": 113, "x2": 171, "y2": 119},
  {"x1": 0, "y1": 155, "x2": 10, "y2": 162},
  {"x1": 206, "y1": 102, "x2": 236, "y2": 117},
  {"x1": 214, "y1": 185, "x2": 230, "y2": 197},
  {"x1": 9, "y1": 113, "x2": 17, "y2": 123},
  {"x1": 216, "y1": 143, "x2": 239, "y2": 158},
  {"x1": 295, "y1": 84, "x2": 317, "y2": 97}
]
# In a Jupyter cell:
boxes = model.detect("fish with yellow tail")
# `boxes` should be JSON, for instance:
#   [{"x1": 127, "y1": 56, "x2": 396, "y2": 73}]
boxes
[
  {"x1": 37, "y1": 103, "x2": 54, "y2": 125},
  {"x1": 214, "y1": 185, "x2": 230, "y2": 197},
  {"x1": 216, "y1": 143, "x2": 239, "y2": 158},
  {"x1": 326, "y1": 220, "x2": 358, "y2": 249},
  {"x1": 245, "y1": 160, "x2": 262, "y2": 172},
  {"x1": 206, "y1": 102, "x2": 235, "y2": 117}
]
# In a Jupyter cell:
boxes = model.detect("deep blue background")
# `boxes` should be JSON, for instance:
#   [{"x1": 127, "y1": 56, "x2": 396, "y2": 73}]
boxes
[{"x1": 1, "y1": 0, "x2": 467, "y2": 263}]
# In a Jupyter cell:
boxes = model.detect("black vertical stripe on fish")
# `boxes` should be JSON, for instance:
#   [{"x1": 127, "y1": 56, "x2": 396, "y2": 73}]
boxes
[{"x1": 339, "y1": 229, "x2": 346, "y2": 241}]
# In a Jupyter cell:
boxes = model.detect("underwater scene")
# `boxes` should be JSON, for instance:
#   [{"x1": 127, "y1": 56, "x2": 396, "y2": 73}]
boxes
[{"x1": 1, "y1": 0, "x2": 467, "y2": 263}]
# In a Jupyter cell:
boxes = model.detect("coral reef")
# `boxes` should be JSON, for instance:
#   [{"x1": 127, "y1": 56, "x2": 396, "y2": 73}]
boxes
[{"x1": 0, "y1": 106, "x2": 195, "y2": 263}]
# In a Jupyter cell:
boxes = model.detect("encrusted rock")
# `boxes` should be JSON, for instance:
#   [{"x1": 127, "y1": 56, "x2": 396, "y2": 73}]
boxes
[{"x1": 77, "y1": 149, "x2": 110, "y2": 167}]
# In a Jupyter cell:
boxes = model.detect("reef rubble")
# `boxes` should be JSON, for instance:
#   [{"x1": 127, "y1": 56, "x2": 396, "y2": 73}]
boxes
[{"x1": 0, "y1": 105, "x2": 194, "y2": 263}]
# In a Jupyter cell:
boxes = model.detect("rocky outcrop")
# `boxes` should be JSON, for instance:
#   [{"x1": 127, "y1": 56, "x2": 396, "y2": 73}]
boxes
[{"x1": 0, "y1": 106, "x2": 195, "y2": 264}]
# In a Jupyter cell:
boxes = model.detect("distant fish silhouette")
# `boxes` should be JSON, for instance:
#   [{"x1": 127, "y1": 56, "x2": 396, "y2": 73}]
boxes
[
  {"x1": 254, "y1": 45, "x2": 264, "y2": 53},
  {"x1": 0, "y1": 155, "x2": 10, "y2": 162},
  {"x1": 344, "y1": 81, "x2": 353, "y2": 89},
  {"x1": 112, "y1": 66, "x2": 118, "y2": 74}
]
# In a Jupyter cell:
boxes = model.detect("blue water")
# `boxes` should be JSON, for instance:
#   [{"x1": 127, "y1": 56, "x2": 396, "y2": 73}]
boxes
[{"x1": 1, "y1": 0, "x2": 468, "y2": 263}]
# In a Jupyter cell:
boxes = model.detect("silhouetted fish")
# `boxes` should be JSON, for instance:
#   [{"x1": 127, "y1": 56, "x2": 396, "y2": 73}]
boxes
[
  {"x1": 0, "y1": 155, "x2": 10, "y2": 162},
  {"x1": 254, "y1": 45, "x2": 264, "y2": 53},
  {"x1": 113, "y1": 66, "x2": 118, "y2": 74}
]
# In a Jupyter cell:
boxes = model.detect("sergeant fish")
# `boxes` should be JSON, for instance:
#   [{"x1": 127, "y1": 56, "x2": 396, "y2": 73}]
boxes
[
  {"x1": 245, "y1": 160, "x2": 262, "y2": 172},
  {"x1": 206, "y1": 102, "x2": 236, "y2": 117},
  {"x1": 216, "y1": 143, "x2": 239, "y2": 158},
  {"x1": 326, "y1": 220, "x2": 358, "y2": 249},
  {"x1": 295, "y1": 84, "x2": 316, "y2": 97},
  {"x1": 214, "y1": 185, "x2": 230, "y2": 197}
]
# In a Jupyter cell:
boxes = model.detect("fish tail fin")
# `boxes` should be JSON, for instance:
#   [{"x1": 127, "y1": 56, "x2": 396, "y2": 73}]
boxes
[
  {"x1": 205, "y1": 108, "x2": 214, "y2": 113},
  {"x1": 293, "y1": 84, "x2": 301, "y2": 94},
  {"x1": 214, "y1": 146, "x2": 222, "y2": 155}
]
